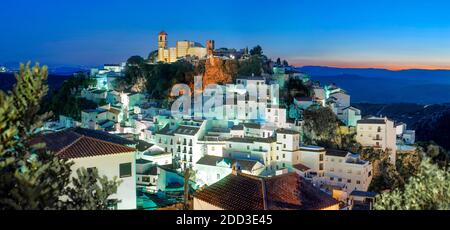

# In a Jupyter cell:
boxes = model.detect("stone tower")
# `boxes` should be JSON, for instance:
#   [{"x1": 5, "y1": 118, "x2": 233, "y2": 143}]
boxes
[
  {"x1": 158, "y1": 31, "x2": 168, "y2": 62},
  {"x1": 206, "y1": 40, "x2": 215, "y2": 56}
]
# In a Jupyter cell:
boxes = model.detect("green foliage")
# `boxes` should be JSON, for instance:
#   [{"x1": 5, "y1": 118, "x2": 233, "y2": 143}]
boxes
[
  {"x1": 64, "y1": 168, "x2": 121, "y2": 210},
  {"x1": 302, "y1": 106, "x2": 341, "y2": 148},
  {"x1": 396, "y1": 148, "x2": 422, "y2": 180},
  {"x1": 237, "y1": 55, "x2": 263, "y2": 76},
  {"x1": 249, "y1": 45, "x2": 263, "y2": 56},
  {"x1": 283, "y1": 78, "x2": 311, "y2": 105},
  {"x1": 144, "y1": 61, "x2": 196, "y2": 99},
  {"x1": 374, "y1": 158, "x2": 450, "y2": 210},
  {"x1": 127, "y1": 55, "x2": 145, "y2": 66},
  {"x1": 276, "y1": 58, "x2": 281, "y2": 66},
  {"x1": 45, "y1": 72, "x2": 97, "y2": 120},
  {"x1": 360, "y1": 148, "x2": 404, "y2": 192},
  {"x1": 0, "y1": 63, "x2": 119, "y2": 210},
  {"x1": 417, "y1": 142, "x2": 450, "y2": 167}
]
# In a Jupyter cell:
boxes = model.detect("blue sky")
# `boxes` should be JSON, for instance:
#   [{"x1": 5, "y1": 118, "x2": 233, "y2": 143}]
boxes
[{"x1": 1, "y1": 0, "x2": 450, "y2": 69}]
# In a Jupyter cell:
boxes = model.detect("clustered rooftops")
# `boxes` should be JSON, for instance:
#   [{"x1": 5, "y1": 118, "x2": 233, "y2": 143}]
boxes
[{"x1": 194, "y1": 172, "x2": 338, "y2": 210}]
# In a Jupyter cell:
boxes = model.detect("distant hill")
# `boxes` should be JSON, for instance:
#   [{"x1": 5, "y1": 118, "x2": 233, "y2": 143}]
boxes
[
  {"x1": 0, "y1": 73, "x2": 72, "y2": 95},
  {"x1": 297, "y1": 66, "x2": 450, "y2": 104},
  {"x1": 298, "y1": 66, "x2": 450, "y2": 81}
]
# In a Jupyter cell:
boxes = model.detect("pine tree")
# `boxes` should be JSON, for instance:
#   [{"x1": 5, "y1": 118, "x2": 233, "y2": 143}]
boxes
[{"x1": 0, "y1": 63, "x2": 120, "y2": 210}]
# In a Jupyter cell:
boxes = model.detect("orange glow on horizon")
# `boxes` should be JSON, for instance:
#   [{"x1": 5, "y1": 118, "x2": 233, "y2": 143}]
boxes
[{"x1": 290, "y1": 60, "x2": 450, "y2": 71}]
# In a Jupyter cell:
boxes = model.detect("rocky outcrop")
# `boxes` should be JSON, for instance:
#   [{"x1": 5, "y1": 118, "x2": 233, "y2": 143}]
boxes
[{"x1": 202, "y1": 57, "x2": 237, "y2": 87}]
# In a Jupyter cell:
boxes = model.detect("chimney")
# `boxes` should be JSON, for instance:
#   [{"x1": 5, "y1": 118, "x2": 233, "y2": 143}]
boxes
[{"x1": 231, "y1": 162, "x2": 241, "y2": 175}]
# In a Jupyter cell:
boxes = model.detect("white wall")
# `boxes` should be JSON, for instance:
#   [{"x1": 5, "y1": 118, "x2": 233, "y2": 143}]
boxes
[
  {"x1": 193, "y1": 198, "x2": 224, "y2": 210},
  {"x1": 70, "y1": 152, "x2": 137, "y2": 210}
]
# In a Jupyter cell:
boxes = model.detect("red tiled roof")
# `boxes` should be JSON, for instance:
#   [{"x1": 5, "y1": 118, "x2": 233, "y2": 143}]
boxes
[
  {"x1": 194, "y1": 172, "x2": 338, "y2": 210},
  {"x1": 32, "y1": 129, "x2": 136, "y2": 159},
  {"x1": 293, "y1": 163, "x2": 311, "y2": 172},
  {"x1": 57, "y1": 136, "x2": 135, "y2": 159}
]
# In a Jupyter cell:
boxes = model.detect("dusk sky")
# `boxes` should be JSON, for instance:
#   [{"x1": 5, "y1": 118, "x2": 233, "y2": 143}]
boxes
[{"x1": 1, "y1": 0, "x2": 450, "y2": 70}]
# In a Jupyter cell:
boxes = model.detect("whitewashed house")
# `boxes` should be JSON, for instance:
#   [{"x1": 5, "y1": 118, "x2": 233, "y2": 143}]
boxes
[
  {"x1": 323, "y1": 149, "x2": 373, "y2": 193},
  {"x1": 194, "y1": 155, "x2": 264, "y2": 186},
  {"x1": 340, "y1": 106, "x2": 362, "y2": 127},
  {"x1": 33, "y1": 128, "x2": 137, "y2": 210},
  {"x1": 356, "y1": 117, "x2": 397, "y2": 164}
]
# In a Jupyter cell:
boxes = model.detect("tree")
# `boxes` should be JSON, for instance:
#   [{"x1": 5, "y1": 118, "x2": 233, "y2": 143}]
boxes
[
  {"x1": 396, "y1": 148, "x2": 422, "y2": 180},
  {"x1": 283, "y1": 78, "x2": 311, "y2": 105},
  {"x1": 0, "y1": 63, "x2": 119, "y2": 210},
  {"x1": 359, "y1": 148, "x2": 404, "y2": 192},
  {"x1": 237, "y1": 55, "x2": 263, "y2": 76},
  {"x1": 64, "y1": 168, "x2": 121, "y2": 210},
  {"x1": 46, "y1": 72, "x2": 97, "y2": 120},
  {"x1": 302, "y1": 106, "x2": 341, "y2": 148},
  {"x1": 374, "y1": 158, "x2": 450, "y2": 210},
  {"x1": 249, "y1": 45, "x2": 263, "y2": 56},
  {"x1": 127, "y1": 55, "x2": 145, "y2": 67},
  {"x1": 276, "y1": 58, "x2": 282, "y2": 66},
  {"x1": 282, "y1": 60, "x2": 289, "y2": 66}
]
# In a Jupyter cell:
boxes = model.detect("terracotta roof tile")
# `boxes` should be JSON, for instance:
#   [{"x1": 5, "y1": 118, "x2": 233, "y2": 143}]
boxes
[
  {"x1": 32, "y1": 129, "x2": 136, "y2": 159},
  {"x1": 194, "y1": 172, "x2": 338, "y2": 210}
]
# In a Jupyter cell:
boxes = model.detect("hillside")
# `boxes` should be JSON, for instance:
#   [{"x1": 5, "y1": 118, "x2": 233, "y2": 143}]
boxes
[{"x1": 299, "y1": 66, "x2": 450, "y2": 104}]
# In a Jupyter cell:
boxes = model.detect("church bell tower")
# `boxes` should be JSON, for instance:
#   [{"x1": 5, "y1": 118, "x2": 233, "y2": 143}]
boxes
[{"x1": 158, "y1": 31, "x2": 168, "y2": 62}]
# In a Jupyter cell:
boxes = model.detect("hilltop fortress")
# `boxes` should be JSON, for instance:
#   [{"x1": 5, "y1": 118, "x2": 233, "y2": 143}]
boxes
[{"x1": 157, "y1": 31, "x2": 214, "y2": 63}]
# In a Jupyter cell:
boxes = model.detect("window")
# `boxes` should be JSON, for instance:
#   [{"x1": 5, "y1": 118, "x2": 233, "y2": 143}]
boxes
[
  {"x1": 119, "y1": 163, "x2": 132, "y2": 178},
  {"x1": 330, "y1": 177, "x2": 334, "y2": 181},
  {"x1": 347, "y1": 179, "x2": 352, "y2": 183},
  {"x1": 338, "y1": 178, "x2": 342, "y2": 182},
  {"x1": 282, "y1": 154, "x2": 286, "y2": 158},
  {"x1": 142, "y1": 176, "x2": 150, "y2": 183},
  {"x1": 356, "y1": 180, "x2": 361, "y2": 185},
  {"x1": 282, "y1": 163, "x2": 285, "y2": 168},
  {"x1": 283, "y1": 144, "x2": 286, "y2": 149},
  {"x1": 319, "y1": 163, "x2": 324, "y2": 171},
  {"x1": 283, "y1": 135, "x2": 286, "y2": 139},
  {"x1": 330, "y1": 168, "x2": 335, "y2": 172},
  {"x1": 217, "y1": 174, "x2": 221, "y2": 180}
]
